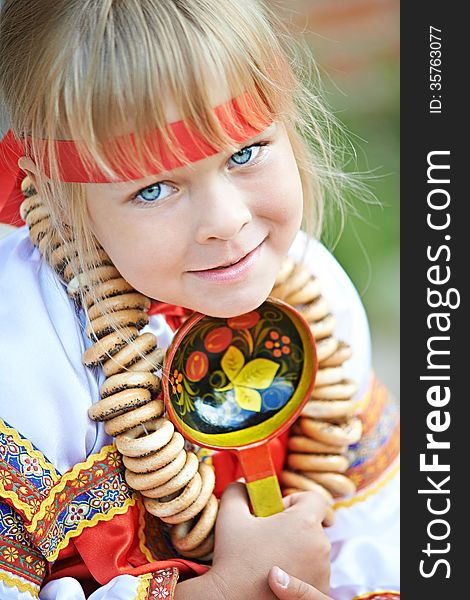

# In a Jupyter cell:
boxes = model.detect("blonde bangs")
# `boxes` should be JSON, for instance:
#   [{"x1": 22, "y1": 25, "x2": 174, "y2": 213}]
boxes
[{"x1": 8, "y1": 0, "x2": 297, "y2": 185}]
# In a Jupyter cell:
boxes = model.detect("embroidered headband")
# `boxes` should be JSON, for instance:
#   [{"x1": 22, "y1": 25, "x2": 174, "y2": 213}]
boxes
[{"x1": 0, "y1": 93, "x2": 271, "y2": 225}]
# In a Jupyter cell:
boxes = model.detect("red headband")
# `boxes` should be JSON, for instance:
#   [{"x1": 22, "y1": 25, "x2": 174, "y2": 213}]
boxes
[{"x1": 0, "y1": 93, "x2": 270, "y2": 225}]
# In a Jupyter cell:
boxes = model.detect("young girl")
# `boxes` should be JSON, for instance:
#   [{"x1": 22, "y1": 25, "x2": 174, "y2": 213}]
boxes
[{"x1": 0, "y1": 1, "x2": 400, "y2": 599}]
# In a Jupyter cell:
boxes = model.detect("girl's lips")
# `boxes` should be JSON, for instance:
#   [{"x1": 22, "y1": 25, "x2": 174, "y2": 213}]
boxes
[{"x1": 189, "y1": 240, "x2": 264, "y2": 283}]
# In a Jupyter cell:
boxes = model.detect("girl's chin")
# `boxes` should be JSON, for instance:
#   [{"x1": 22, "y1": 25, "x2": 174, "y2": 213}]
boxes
[{"x1": 190, "y1": 290, "x2": 272, "y2": 319}]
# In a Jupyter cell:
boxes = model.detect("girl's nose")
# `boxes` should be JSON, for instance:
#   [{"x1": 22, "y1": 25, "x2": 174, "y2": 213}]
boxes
[{"x1": 193, "y1": 179, "x2": 252, "y2": 243}]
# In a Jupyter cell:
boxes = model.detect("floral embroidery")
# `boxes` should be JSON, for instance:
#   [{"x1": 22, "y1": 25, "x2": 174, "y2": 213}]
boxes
[
  {"x1": 0, "y1": 419, "x2": 59, "y2": 521},
  {"x1": 151, "y1": 586, "x2": 170, "y2": 599},
  {"x1": 19, "y1": 456, "x2": 43, "y2": 477},
  {"x1": 2, "y1": 546, "x2": 18, "y2": 562},
  {"x1": 144, "y1": 567, "x2": 179, "y2": 599},
  {"x1": 25, "y1": 445, "x2": 135, "y2": 561},
  {"x1": 64, "y1": 503, "x2": 90, "y2": 526},
  {"x1": 0, "y1": 502, "x2": 47, "y2": 588}
]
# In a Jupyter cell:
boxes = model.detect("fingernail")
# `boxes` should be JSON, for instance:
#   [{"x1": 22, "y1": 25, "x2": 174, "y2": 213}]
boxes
[{"x1": 274, "y1": 566, "x2": 290, "y2": 589}]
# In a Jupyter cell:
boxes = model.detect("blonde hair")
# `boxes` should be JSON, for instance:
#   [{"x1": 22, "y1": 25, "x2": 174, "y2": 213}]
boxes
[{"x1": 0, "y1": 0, "x2": 348, "y2": 332}]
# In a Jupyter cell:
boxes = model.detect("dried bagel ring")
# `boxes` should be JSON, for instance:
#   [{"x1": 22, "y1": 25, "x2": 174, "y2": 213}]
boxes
[
  {"x1": 161, "y1": 463, "x2": 216, "y2": 524},
  {"x1": 88, "y1": 293, "x2": 151, "y2": 321},
  {"x1": 104, "y1": 399, "x2": 164, "y2": 436},
  {"x1": 82, "y1": 327, "x2": 139, "y2": 367},
  {"x1": 20, "y1": 176, "x2": 36, "y2": 197},
  {"x1": 24, "y1": 204, "x2": 50, "y2": 228},
  {"x1": 320, "y1": 341, "x2": 353, "y2": 368},
  {"x1": 67, "y1": 265, "x2": 121, "y2": 296},
  {"x1": 29, "y1": 218, "x2": 51, "y2": 246},
  {"x1": 84, "y1": 277, "x2": 135, "y2": 308},
  {"x1": 311, "y1": 379, "x2": 357, "y2": 401},
  {"x1": 314, "y1": 367, "x2": 345, "y2": 388},
  {"x1": 125, "y1": 449, "x2": 186, "y2": 491},
  {"x1": 273, "y1": 257, "x2": 295, "y2": 286},
  {"x1": 301, "y1": 399, "x2": 356, "y2": 420},
  {"x1": 287, "y1": 435, "x2": 346, "y2": 455},
  {"x1": 285, "y1": 278, "x2": 321, "y2": 305},
  {"x1": 19, "y1": 194, "x2": 41, "y2": 220},
  {"x1": 310, "y1": 314, "x2": 336, "y2": 340},
  {"x1": 177, "y1": 532, "x2": 214, "y2": 559},
  {"x1": 48, "y1": 243, "x2": 71, "y2": 273},
  {"x1": 127, "y1": 346, "x2": 165, "y2": 373},
  {"x1": 115, "y1": 417, "x2": 174, "y2": 457},
  {"x1": 100, "y1": 371, "x2": 160, "y2": 398},
  {"x1": 280, "y1": 471, "x2": 333, "y2": 503},
  {"x1": 103, "y1": 332, "x2": 158, "y2": 376},
  {"x1": 316, "y1": 337, "x2": 339, "y2": 362},
  {"x1": 170, "y1": 494, "x2": 218, "y2": 552},
  {"x1": 143, "y1": 471, "x2": 202, "y2": 518},
  {"x1": 123, "y1": 432, "x2": 185, "y2": 473},
  {"x1": 141, "y1": 452, "x2": 199, "y2": 499},
  {"x1": 287, "y1": 452, "x2": 349, "y2": 473},
  {"x1": 62, "y1": 249, "x2": 113, "y2": 282},
  {"x1": 272, "y1": 265, "x2": 311, "y2": 300},
  {"x1": 299, "y1": 296, "x2": 330, "y2": 323},
  {"x1": 89, "y1": 388, "x2": 152, "y2": 421},
  {"x1": 300, "y1": 417, "x2": 362, "y2": 446},
  {"x1": 282, "y1": 487, "x2": 301, "y2": 496},
  {"x1": 86, "y1": 309, "x2": 149, "y2": 340},
  {"x1": 304, "y1": 472, "x2": 356, "y2": 497}
]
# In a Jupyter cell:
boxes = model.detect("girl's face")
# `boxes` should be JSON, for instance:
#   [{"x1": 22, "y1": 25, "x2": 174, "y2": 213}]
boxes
[{"x1": 84, "y1": 121, "x2": 303, "y2": 318}]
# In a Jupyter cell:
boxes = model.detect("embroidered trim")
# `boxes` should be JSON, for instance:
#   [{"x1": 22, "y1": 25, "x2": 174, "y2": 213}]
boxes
[
  {"x1": 0, "y1": 418, "x2": 59, "y2": 521},
  {"x1": 146, "y1": 567, "x2": 179, "y2": 599},
  {"x1": 352, "y1": 591, "x2": 400, "y2": 600},
  {"x1": 0, "y1": 569, "x2": 40, "y2": 597},
  {"x1": 137, "y1": 497, "x2": 156, "y2": 563},
  {"x1": 135, "y1": 568, "x2": 179, "y2": 600},
  {"x1": 334, "y1": 460, "x2": 399, "y2": 510},
  {"x1": 26, "y1": 445, "x2": 135, "y2": 562},
  {"x1": 347, "y1": 379, "x2": 400, "y2": 490},
  {"x1": 0, "y1": 535, "x2": 46, "y2": 587}
]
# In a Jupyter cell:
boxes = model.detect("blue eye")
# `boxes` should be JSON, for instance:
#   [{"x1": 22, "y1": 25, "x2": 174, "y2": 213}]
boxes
[
  {"x1": 134, "y1": 182, "x2": 174, "y2": 205},
  {"x1": 229, "y1": 144, "x2": 264, "y2": 167},
  {"x1": 139, "y1": 183, "x2": 161, "y2": 201},
  {"x1": 231, "y1": 147, "x2": 254, "y2": 165}
]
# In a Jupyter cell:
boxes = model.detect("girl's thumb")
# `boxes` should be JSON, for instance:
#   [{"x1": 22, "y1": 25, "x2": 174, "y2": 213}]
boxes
[{"x1": 268, "y1": 566, "x2": 332, "y2": 600}]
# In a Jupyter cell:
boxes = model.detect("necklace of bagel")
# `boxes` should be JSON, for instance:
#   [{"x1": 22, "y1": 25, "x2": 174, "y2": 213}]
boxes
[{"x1": 20, "y1": 176, "x2": 362, "y2": 561}]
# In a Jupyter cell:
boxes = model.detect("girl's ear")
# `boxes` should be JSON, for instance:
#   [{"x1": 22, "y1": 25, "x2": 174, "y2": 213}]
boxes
[{"x1": 18, "y1": 156, "x2": 39, "y2": 189}]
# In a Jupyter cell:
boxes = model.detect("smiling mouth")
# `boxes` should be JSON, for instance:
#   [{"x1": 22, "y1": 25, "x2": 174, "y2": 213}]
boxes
[
  {"x1": 210, "y1": 256, "x2": 245, "y2": 270},
  {"x1": 192, "y1": 244, "x2": 261, "y2": 272}
]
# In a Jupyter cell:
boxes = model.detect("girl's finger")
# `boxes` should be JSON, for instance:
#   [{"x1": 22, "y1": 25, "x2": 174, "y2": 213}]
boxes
[
  {"x1": 217, "y1": 481, "x2": 252, "y2": 519},
  {"x1": 282, "y1": 489, "x2": 329, "y2": 519},
  {"x1": 268, "y1": 566, "x2": 333, "y2": 600}
]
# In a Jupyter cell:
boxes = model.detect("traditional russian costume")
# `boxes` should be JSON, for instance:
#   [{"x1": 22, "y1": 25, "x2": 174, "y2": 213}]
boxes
[{"x1": 0, "y1": 224, "x2": 399, "y2": 600}]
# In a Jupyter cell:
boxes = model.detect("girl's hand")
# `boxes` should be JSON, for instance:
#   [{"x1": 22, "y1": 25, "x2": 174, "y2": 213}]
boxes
[
  {"x1": 268, "y1": 566, "x2": 333, "y2": 600},
  {"x1": 206, "y1": 482, "x2": 331, "y2": 600}
]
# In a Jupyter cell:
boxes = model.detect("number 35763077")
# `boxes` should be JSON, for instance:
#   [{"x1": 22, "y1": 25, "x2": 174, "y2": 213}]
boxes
[{"x1": 429, "y1": 26, "x2": 442, "y2": 92}]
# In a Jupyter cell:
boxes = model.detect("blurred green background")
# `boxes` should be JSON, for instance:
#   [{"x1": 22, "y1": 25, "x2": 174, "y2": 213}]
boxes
[{"x1": 274, "y1": 0, "x2": 399, "y2": 397}]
